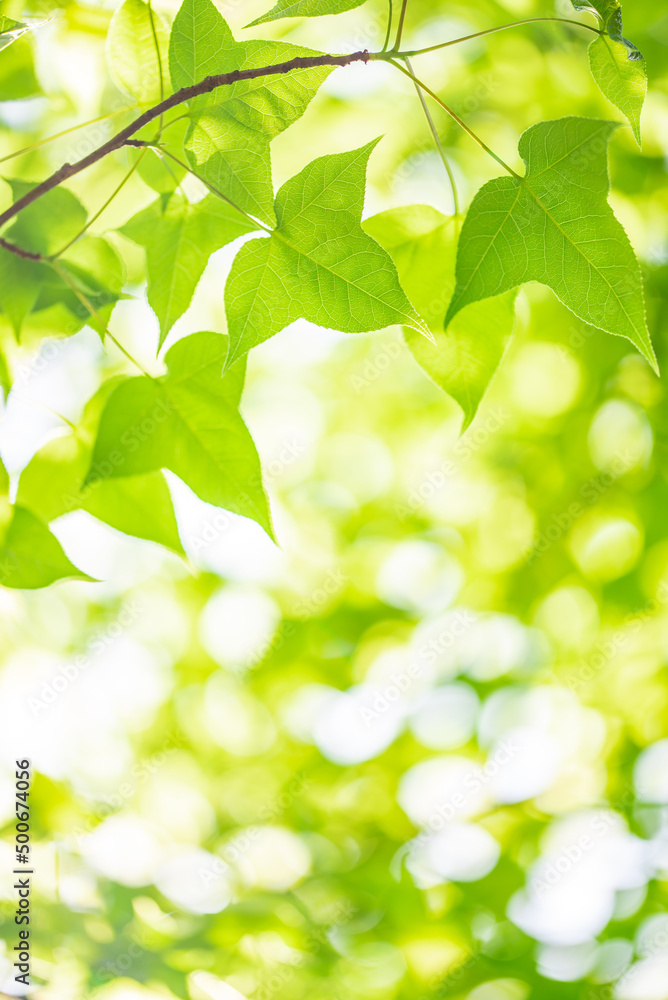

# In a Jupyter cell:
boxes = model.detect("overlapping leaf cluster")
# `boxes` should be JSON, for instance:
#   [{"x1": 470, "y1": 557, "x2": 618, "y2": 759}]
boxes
[{"x1": 0, "y1": 0, "x2": 655, "y2": 587}]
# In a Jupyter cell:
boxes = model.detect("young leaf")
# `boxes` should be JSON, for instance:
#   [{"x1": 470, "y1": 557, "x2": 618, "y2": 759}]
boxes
[
  {"x1": 0, "y1": 186, "x2": 122, "y2": 340},
  {"x1": 446, "y1": 117, "x2": 656, "y2": 373},
  {"x1": 571, "y1": 0, "x2": 638, "y2": 51},
  {"x1": 365, "y1": 206, "x2": 516, "y2": 428},
  {"x1": 0, "y1": 236, "x2": 124, "y2": 341},
  {"x1": 2, "y1": 246, "x2": 124, "y2": 346},
  {"x1": 247, "y1": 0, "x2": 366, "y2": 28},
  {"x1": 106, "y1": 0, "x2": 170, "y2": 106},
  {"x1": 0, "y1": 459, "x2": 93, "y2": 589},
  {"x1": 86, "y1": 332, "x2": 273, "y2": 537},
  {"x1": 225, "y1": 141, "x2": 430, "y2": 369},
  {"x1": 121, "y1": 193, "x2": 257, "y2": 347},
  {"x1": 571, "y1": 0, "x2": 645, "y2": 144},
  {"x1": 17, "y1": 384, "x2": 184, "y2": 555},
  {"x1": 587, "y1": 34, "x2": 645, "y2": 146},
  {"x1": 170, "y1": 0, "x2": 334, "y2": 224},
  {"x1": 45, "y1": 238, "x2": 126, "y2": 320}
]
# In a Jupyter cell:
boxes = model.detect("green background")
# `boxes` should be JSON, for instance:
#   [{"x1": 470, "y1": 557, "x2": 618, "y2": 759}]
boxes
[{"x1": 0, "y1": 0, "x2": 667, "y2": 998}]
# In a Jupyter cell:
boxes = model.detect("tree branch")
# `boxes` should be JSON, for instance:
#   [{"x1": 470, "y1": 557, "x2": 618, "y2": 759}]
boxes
[
  {"x1": 0, "y1": 50, "x2": 372, "y2": 232},
  {"x1": 0, "y1": 11, "x2": 598, "y2": 236},
  {"x1": 0, "y1": 236, "x2": 42, "y2": 261}
]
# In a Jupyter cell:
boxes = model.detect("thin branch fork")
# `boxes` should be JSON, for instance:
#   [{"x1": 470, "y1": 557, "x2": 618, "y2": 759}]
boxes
[
  {"x1": 0, "y1": 50, "x2": 372, "y2": 234},
  {"x1": 0, "y1": 13, "x2": 599, "y2": 247}
]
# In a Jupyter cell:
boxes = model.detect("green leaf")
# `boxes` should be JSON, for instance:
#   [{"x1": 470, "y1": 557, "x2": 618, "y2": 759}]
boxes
[
  {"x1": 0, "y1": 507, "x2": 94, "y2": 588},
  {"x1": 571, "y1": 0, "x2": 637, "y2": 51},
  {"x1": 44, "y1": 237, "x2": 126, "y2": 314},
  {"x1": 17, "y1": 384, "x2": 183, "y2": 555},
  {"x1": 169, "y1": 0, "x2": 228, "y2": 92},
  {"x1": 588, "y1": 34, "x2": 645, "y2": 146},
  {"x1": 170, "y1": 0, "x2": 333, "y2": 224},
  {"x1": 86, "y1": 332, "x2": 273, "y2": 537},
  {"x1": 0, "y1": 232, "x2": 125, "y2": 341},
  {"x1": 185, "y1": 109, "x2": 275, "y2": 224},
  {"x1": 0, "y1": 16, "x2": 29, "y2": 52},
  {"x1": 225, "y1": 141, "x2": 430, "y2": 369},
  {"x1": 247, "y1": 0, "x2": 366, "y2": 28},
  {"x1": 365, "y1": 206, "x2": 516, "y2": 429},
  {"x1": 135, "y1": 120, "x2": 189, "y2": 194},
  {"x1": 446, "y1": 117, "x2": 656, "y2": 373},
  {"x1": 0, "y1": 35, "x2": 38, "y2": 99},
  {"x1": 0, "y1": 249, "x2": 44, "y2": 336},
  {"x1": 571, "y1": 0, "x2": 645, "y2": 144},
  {"x1": 0, "y1": 459, "x2": 93, "y2": 589},
  {"x1": 121, "y1": 192, "x2": 256, "y2": 347},
  {"x1": 106, "y1": 0, "x2": 170, "y2": 106},
  {"x1": 0, "y1": 184, "x2": 114, "y2": 338},
  {"x1": 5, "y1": 182, "x2": 87, "y2": 256}
]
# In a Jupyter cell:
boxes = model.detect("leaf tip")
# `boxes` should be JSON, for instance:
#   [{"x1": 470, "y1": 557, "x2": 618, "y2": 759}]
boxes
[
  {"x1": 458, "y1": 410, "x2": 475, "y2": 435},
  {"x1": 419, "y1": 323, "x2": 436, "y2": 345}
]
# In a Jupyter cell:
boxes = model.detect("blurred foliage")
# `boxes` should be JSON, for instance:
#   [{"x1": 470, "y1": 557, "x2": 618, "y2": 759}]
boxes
[{"x1": 0, "y1": 0, "x2": 667, "y2": 999}]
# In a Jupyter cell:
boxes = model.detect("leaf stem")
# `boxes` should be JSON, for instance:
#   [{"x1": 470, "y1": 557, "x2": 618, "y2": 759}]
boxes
[
  {"x1": 8, "y1": 386, "x2": 77, "y2": 431},
  {"x1": 147, "y1": 0, "x2": 165, "y2": 133},
  {"x1": 49, "y1": 259, "x2": 152, "y2": 378},
  {"x1": 382, "y1": 0, "x2": 393, "y2": 52},
  {"x1": 0, "y1": 9, "x2": 598, "y2": 230},
  {"x1": 404, "y1": 56, "x2": 459, "y2": 215},
  {"x1": 0, "y1": 52, "x2": 373, "y2": 232},
  {"x1": 147, "y1": 144, "x2": 270, "y2": 233},
  {"x1": 393, "y1": 0, "x2": 409, "y2": 51},
  {"x1": 388, "y1": 58, "x2": 520, "y2": 178},
  {"x1": 49, "y1": 150, "x2": 147, "y2": 259},
  {"x1": 0, "y1": 106, "x2": 138, "y2": 165},
  {"x1": 397, "y1": 16, "x2": 602, "y2": 57}
]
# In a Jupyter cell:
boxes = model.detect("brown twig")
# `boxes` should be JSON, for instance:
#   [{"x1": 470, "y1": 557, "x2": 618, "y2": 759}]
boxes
[
  {"x1": 0, "y1": 236, "x2": 42, "y2": 261},
  {"x1": 0, "y1": 51, "x2": 372, "y2": 232}
]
